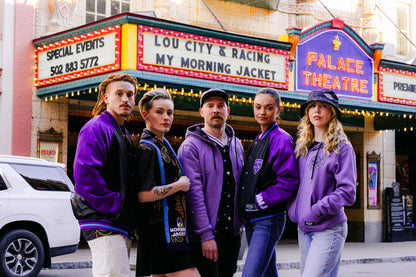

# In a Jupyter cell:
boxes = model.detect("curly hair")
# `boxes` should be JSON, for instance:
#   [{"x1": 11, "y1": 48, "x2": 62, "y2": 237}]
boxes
[
  {"x1": 92, "y1": 74, "x2": 138, "y2": 117},
  {"x1": 295, "y1": 102, "x2": 347, "y2": 158},
  {"x1": 138, "y1": 88, "x2": 173, "y2": 115}
]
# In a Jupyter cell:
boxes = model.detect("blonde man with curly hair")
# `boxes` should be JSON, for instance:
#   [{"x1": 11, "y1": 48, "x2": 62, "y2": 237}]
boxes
[
  {"x1": 288, "y1": 89, "x2": 357, "y2": 277},
  {"x1": 72, "y1": 73, "x2": 138, "y2": 277}
]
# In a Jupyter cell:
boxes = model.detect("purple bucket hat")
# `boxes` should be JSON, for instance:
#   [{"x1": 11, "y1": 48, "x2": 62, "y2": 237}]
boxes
[{"x1": 300, "y1": 89, "x2": 341, "y2": 118}]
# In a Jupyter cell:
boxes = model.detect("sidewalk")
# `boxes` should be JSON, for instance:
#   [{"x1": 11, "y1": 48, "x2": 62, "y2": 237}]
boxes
[{"x1": 50, "y1": 240, "x2": 416, "y2": 271}]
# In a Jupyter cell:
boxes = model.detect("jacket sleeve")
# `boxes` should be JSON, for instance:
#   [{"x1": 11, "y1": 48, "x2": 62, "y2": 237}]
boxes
[
  {"x1": 311, "y1": 143, "x2": 357, "y2": 217},
  {"x1": 234, "y1": 138, "x2": 245, "y2": 182},
  {"x1": 73, "y1": 123, "x2": 121, "y2": 215},
  {"x1": 254, "y1": 135, "x2": 299, "y2": 211},
  {"x1": 178, "y1": 140, "x2": 215, "y2": 242}
]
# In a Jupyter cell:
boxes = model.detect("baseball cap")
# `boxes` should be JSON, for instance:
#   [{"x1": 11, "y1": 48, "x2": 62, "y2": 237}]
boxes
[{"x1": 200, "y1": 88, "x2": 229, "y2": 108}]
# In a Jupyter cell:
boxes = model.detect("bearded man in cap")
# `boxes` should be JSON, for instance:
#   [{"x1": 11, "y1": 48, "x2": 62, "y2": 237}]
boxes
[{"x1": 178, "y1": 88, "x2": 244, "y2": 277}]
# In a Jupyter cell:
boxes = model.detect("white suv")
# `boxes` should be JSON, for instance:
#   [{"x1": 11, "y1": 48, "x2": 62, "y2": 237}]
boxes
[{"x1": 0, "y1": 155, "x2": 80, "y2": 277}]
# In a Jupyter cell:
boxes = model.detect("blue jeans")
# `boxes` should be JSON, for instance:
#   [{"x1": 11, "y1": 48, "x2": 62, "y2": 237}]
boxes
[
  {"x1": 298, "y1": 221, "x2": 347, "y2": 277},
  {"x1": 242, "y1": 213, "x2": 286, "y2": 277}
]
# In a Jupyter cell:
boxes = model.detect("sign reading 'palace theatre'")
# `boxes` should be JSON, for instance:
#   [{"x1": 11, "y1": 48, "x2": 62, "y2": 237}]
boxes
[
  {"x1": 295, "y1": 27, "x2": 373, "y2": 100},
  {"x1": 138, "y1": 26, "x2": 289, "y2": 89}
]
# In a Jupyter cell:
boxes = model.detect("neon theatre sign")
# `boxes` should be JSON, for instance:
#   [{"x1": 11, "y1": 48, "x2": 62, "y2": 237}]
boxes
[{"x1": 295, "y1": 29, "x2": 373, "y2": 100}]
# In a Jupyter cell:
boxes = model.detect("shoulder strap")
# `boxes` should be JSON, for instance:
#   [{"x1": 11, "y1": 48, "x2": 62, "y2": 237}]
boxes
[
  {"x1": 140, "y1": 138, "x2": 170, "y2": 243},
  {"x1": 162, "y1": 137, "x2": 185, "y2": 174}
]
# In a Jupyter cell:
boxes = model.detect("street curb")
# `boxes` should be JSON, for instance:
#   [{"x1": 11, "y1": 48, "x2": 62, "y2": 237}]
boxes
[
  {"x1": 340, "y1": 256, "x2": 416, "y2": 265},
  {"x1": 50, "y1": 261, "x2": 92, "y2": 269},
  {"x1": 50, "y1": 256, "x2": 416, "y2": 271}
]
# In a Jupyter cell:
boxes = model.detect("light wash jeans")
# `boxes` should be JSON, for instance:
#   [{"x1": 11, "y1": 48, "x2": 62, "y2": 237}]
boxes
[
  {"x1": 242, "y1": 213, "x2": 286, "y2": 277},
  {"x1": 298, "y1": 221, "x2": 348, "y2": 277},
  {"x1": 87, "y1": 234, "x2": 132, "y2": 277}
]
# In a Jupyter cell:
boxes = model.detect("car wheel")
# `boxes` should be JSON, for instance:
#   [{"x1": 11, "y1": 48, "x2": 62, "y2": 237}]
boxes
[{"x1": 0, "y1": 229, "x2": 45, "y2": 277}]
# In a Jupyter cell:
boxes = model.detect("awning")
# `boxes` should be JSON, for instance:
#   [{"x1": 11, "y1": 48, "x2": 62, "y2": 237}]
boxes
[{"x1": 37, "y1": 69, "x2": 416, "y2": 130}]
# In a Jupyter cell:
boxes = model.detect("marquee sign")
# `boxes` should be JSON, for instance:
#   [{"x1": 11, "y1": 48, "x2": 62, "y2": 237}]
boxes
[
  {"x1": 137, "y1": 26, "x2": 289, "y2": 89},
  {"x1": 379, "y1": 67, "x2": 416, "y2": 106},
  {"x1": 34, "y1": 25, "x2": 121, "y2": 87},
  {"x1": 295, "y1": 29, "x2": 373, "y2": 100}
]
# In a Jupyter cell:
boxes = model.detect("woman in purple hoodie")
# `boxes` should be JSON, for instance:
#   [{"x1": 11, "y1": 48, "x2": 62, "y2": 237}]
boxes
[{"x1": 288, "y1": 89, "x2": 356, "y2": 277}]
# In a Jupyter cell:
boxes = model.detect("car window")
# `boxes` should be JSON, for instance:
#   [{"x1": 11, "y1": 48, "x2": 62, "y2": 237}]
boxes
[
  {"x1": 0, "y1": 175, "x2": 7, "y2": 190},
  {"x1": 10, "y1": 164, "x2": 70, "y2": 191}
]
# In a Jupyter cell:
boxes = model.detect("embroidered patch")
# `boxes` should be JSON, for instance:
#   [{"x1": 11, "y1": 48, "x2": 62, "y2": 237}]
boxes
[
  {"x1": 253, "y1": 159, "x2": 263, "y2": 175},
  {"x1": 307, "y1": 154, "x2": 323, "y2": 170},
  {"x1": 255, "y1": 193, "x2": 268, "y2": 210}
]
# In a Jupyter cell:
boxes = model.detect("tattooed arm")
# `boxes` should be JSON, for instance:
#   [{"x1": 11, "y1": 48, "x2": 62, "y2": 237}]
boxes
[{"x1": 138, "y1": 176, "x2": 190, "y2": 203}]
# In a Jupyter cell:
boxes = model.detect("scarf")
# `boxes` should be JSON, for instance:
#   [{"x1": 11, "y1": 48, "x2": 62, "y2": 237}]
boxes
[{"x1": 140, "y1": 137, "x2": 189, "y2": 250}]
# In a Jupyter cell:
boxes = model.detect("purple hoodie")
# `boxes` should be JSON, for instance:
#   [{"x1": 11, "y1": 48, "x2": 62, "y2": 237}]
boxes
[
  {"x1": 288, "y1": 140, "x2": 356, "y2": 233},
  {"x1": 177, "y1": 123, "x2": 244, "y2": 242}
]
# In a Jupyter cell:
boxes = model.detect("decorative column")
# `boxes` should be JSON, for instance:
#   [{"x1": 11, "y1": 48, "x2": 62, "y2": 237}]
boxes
[
  {"x1": 47, "y1": 0, "x2": 77, "y2": 33},
  {"x1": 371, "y1": 43, "x2": 385, "y2": 73},
  {"x1": 362, "y1": 0, "x2": 380, "y2": 44},
  {"x1": 296, "y1": 0, "x2": 317, "y2": 29},
  {"x1": 155, "y1": 0, "x2": 177, "y2": 21},
  {"x1": 286, "y1": 27, "x2": 302, "y2": 62}
]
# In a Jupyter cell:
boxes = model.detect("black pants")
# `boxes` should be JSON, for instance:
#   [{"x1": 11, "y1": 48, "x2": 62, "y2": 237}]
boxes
[{"x1": 190, "y1": 232, "x2": 241, "y2": 277}]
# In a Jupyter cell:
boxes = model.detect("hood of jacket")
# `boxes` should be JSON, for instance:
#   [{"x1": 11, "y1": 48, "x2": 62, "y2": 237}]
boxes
[
  {"x1": 185, "y1": 123, "x2": 236, "y2": 143},
  {"x1": 184, "y1": 123, "x2": 239, "y2": 170}
]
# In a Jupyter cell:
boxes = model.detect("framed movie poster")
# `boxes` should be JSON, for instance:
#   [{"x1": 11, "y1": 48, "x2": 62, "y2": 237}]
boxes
[
  {"x1": 38, "y1": 141, "x2": 60, "y2": 163},
  {"x1": 37, "y1": 128, "x2": 63, "y2": 163},
  {"x1": 367, "y1": 151, "x2": 381, "y2": 209}
]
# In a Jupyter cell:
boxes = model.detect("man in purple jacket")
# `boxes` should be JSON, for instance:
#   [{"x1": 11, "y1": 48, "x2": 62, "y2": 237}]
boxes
[
  {"x1": 178, "y1": 88, "x2": 244, "y2": 277},
  {"x1": 72, "y1": 73, "x2": 138, "y2": 277}
]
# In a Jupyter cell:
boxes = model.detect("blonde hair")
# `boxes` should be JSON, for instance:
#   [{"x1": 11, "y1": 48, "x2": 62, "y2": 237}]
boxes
[
  {"x1": 92, "y1": 74, "x2": 138, "y2": 117},
  {"x1": 296, "y1": 103, "x2": 347, "y2": 158},
  {"x1": 138, "y1": 88, "x2": 173, "y2": 115}
]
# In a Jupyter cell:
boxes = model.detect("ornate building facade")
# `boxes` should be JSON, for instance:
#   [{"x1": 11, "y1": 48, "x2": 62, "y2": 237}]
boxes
[{"x1": 2, "y1": 0, "x2": 416, "y2": 242}]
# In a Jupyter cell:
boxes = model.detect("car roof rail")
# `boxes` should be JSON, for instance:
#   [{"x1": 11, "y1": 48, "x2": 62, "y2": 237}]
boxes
[{"x1": 0, "y1": 155, "x2": 65, "y2": 168}]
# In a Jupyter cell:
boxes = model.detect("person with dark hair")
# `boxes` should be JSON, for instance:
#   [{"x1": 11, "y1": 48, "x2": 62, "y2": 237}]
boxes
[
  {"x1": 238, "y1": 87, "x2": 299, "y2": 277},
  {"x1": 288, "y1": 89, "x2": 356, "y2": 277},
  {"x1": 136, "y1": 88, "x2": 200, "y2": 277},
  {"x1": 178, "y1": 88, "x2": 244, "y2": 277},
  {"x1": 72, "y1": 73, "x2": 138, "y2": 277}
]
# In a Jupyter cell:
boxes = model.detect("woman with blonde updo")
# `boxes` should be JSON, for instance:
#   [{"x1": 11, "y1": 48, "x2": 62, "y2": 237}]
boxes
[{"x1": 135, "y1": 89, "x2": 199, "y2": 277}]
